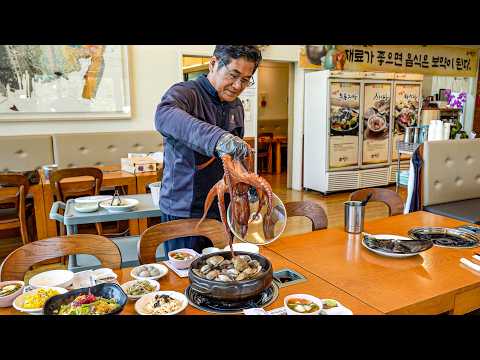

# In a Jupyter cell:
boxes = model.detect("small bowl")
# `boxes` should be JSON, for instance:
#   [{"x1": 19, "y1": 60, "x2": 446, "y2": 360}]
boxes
[
  {"x1": 0, "y1": 281, "x2": 25, "y2": 308},
  {"x1": 121, "y1": 279, "x2": 160, "y2": 301},
  {"x1": 284, "y1": 294, "x2": 323, "y2": 315},
  {"x1": 135, "y1": 291, "x2": 188, "y2": 315},
  {"x1": 167, "y1": 248, "x2": 198, "y2": 270},
  {"x1": 223, "y1": 243, "x2": 259, "y2": 254},
  {"x1": 74, "y1": 202, "x2": 99, "y2": 213},
  {"x1": 13, "y1": 286, "x2": 68, "y2": 315},
  {"x1": 29, "y1": 270, "x2": 74, "y2": 289},
  {"x1": 202, "y1": 247, "x2": 221, "y2": 255},
  {"x1": 130, "y1": 263, "x2": 168, "y2": 281}
]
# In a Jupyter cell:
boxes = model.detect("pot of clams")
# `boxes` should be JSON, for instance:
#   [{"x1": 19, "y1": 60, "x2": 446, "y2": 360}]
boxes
[{"x1": 188, "y1": 251, "x2": 273, "y2": 301}]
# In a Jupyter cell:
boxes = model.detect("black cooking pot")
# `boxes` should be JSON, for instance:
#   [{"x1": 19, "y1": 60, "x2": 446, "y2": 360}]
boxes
[{"x1": 188, "y1": 251, "x2": 273, "y2": 301}]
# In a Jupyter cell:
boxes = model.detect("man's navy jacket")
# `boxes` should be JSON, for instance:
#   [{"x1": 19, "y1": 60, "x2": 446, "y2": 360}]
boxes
[{"x1": 154, "y1": 75, "x2": 244, "y2": 219}]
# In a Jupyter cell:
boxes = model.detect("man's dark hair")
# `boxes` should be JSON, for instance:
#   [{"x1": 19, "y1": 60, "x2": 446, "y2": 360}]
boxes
[{"x1": 213, "y1": 45, "x2": 262, "y2": 72}]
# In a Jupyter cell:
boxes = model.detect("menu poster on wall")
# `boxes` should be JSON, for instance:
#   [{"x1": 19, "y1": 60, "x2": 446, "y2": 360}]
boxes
[
  {"x1": 392, "y1": 84, "x2": 420, "y2": 160},
  {"x1": 362, "y1": 83, "x2": 391, "y2": 165},
  {"x1": 329, "y1": 82, "x2": 360, "y2": 169}
]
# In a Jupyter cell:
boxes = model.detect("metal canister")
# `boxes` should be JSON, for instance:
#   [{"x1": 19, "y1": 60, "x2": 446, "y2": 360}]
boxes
[
  {"x1": 404, "y1": 127, "x2": 415, "y2": 143},
  {"x1": 42, "y1": 164, "x2": 58, "y2": 181},
  {"x1": 413, "y1": 127, "x2": 421, "y2": 143},
  {"x1": 344, "y1": 201, "x2": 365, "y2": 234}
]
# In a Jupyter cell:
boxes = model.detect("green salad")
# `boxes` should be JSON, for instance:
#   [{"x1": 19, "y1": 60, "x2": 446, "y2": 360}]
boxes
[{"x1": 54, "y1": 293, "x2": 120, "y2": 315}]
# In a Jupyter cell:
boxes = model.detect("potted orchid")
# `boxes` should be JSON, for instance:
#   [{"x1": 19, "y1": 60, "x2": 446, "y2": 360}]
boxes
[{"x1": 445, "y1": 90, "x2": 468, "y2": 139}]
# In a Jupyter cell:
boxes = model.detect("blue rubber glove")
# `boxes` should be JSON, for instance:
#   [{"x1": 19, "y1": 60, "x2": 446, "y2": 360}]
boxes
[{"x1": 215, "y1": 133, "x2": 250, "y2": 160}]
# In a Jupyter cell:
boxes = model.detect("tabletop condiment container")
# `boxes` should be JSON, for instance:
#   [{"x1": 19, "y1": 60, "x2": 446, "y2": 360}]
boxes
[
  {"x1": 42, "y1": 164, "x2": 58, "y2": 181},
  {"x1": 121, "y1": 156, "x2": 158, "y2": 174},
  {"x1": 344, "y1": 201, "x2": 365, "y2": 234}
]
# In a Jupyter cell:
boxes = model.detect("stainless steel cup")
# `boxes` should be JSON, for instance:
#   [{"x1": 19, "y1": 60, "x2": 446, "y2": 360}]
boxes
[
  {"x1": 344, "y1": 201, "x2": 365, "y2": 234},
  {"x1": 413, "y1": 127, "x2": 421, "y2": 143},
  {"x1": 404, "y1": 127, "x2": 415, "y2": 143}
]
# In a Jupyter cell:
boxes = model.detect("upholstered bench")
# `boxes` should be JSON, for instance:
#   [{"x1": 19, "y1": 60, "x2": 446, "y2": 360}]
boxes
[
  {"x1": 0, "y1": 135, "x2": 54, "y2": 172},
  {"x1": 421, "y1": 139, "x2": 480, "y2": 223}
]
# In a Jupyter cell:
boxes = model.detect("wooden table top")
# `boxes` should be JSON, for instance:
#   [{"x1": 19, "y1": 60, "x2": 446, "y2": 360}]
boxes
[
  {"x1": 0, "y1": 247, "x2": 381, "y2": 315},
  {"x1": 267, "y1": 211, "x2": 480, "y2": 314},
  {"x1": 40, "y1": 165, "x2": 135, "y2": 185}
]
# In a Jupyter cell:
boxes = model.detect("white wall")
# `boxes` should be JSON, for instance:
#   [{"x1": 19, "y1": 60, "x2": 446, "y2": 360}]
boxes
[{"x1": 0, "y1": 45, "x2": 301, "y2": 136}]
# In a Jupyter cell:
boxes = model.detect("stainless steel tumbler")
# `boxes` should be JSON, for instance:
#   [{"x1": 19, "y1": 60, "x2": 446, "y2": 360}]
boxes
[{"x1": 344, "y1": 201, "x2": 365, "y2": 234}]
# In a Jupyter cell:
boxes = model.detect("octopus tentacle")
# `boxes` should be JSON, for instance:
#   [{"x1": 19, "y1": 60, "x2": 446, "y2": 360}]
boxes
[{"x1": 195, "y1": 179, "x2": 224, "y2": 230}]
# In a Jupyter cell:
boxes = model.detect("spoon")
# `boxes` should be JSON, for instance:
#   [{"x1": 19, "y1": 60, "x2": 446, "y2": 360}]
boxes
[{"x1": 361, "y1": 193, "x2": 373, "y2": 206}]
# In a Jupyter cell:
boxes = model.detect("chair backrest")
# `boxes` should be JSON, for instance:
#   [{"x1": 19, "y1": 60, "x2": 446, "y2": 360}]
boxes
[
  {"x1": 0, "y1": 174, "x2": 29, "y2": 215},
  {"x1": 49, "y1": 167, "x2": 103, "y2": 202},
  {"x1": 0, "y1": 234, "x2": 122, "y2": 281},
  {"x1": 350, "y1": 188, "x2": 404, "y2": 216},
  {"x1": 138, "y1": 219, "x2": 229, "y2": 264},
  {"x1": 285, "y1": 201, "x2": 328, "y2": 231}
]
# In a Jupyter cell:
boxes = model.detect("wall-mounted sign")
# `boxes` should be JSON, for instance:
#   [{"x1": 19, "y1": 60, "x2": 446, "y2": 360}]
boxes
[
  {"x1": 337, "y1": 45, "x2": 478, "y2": 77},
  {"x1": 300, "y1": 45, "x2": 478, "y2": 77}
]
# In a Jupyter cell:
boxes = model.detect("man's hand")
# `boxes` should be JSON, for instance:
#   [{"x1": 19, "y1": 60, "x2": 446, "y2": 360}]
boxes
[{"x1": 215, "y1": 133, "x2": 250, "y2": 160}]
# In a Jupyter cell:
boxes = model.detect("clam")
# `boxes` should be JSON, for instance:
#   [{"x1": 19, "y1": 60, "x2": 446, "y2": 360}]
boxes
[
  {"x1": 192, "y1": 268, "x2": 203, "y2": 278},
  {"x1": 216, "y1": 274, "x2": 232, "y2": 282},
  {"x1": 206, "y1": 255, "x2": 224, "y2": 267},
  {"x1": 200, "y1": 264, "x2": 212, "y2": 274},
  {"x1": 205, "y1": 270, "x2": 220, "y2": 280},
  {"x1": 232, "y1": 256, "x2": 249, "y2": 272}
]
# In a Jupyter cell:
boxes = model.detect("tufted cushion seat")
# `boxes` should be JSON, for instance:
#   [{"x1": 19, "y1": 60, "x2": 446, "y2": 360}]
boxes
[
  {"x1": 424, "y1": 198, "x2": 480, "y2": 224},
  {"x1": 52, "y1": 131, "x2": 164, "y2": 168},
  {"x1": 0, "y1": 135, "x2": 54, "y2": 172}
]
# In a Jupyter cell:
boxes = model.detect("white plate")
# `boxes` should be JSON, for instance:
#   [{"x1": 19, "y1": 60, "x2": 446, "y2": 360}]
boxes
[
  {"x1": 362, "y1": 234, "x2": 423, "y2": 258},
  {"x1": 74, "y1": 195, "x2": 112, "y2": 204},
  {"x1": 29, "y1": 270, "x2": 74, "y2": 289},
  {"x1": 223, "y1": 243, "x2": 259, "y2": 254},
  {"x1": 99, "y1": 198, "x2": 139, "y2": 212},
  {"x1": 121, "y1": 279, "x2": 160, "y2": 301},
  {"x1": 74, "y1": 203, "x2": 99, "y2": 213},
  {"x1": 13, "y1": 287, "x2": 68, "y2": 315},
  {"x1": 130, "y1": 263, "x2": 169, "y2": 281},
  {"x1": 320, "y1": 299, "x2": 353, "y2": 315},
  {"x1": 135, "y1": 291, "x2": 188, "y2": 315}
]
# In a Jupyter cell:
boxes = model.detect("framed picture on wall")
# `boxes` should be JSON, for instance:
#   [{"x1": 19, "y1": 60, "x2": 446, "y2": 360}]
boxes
[{"x1": 0, "y1": 45, "x2": 131, "y2": 121}]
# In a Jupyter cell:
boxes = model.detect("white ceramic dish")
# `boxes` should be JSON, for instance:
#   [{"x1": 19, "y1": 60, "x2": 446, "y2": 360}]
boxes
[
  {"x1": 362, "y1": 234, "x2": 425, "y2": 258},
  {"x1": 74, "y1": 195, "x2": 112, "y2": 204},
  {"x1": 167, "y1": 248, "x2": 198, "y2": 270},
  {"x1": 29, "y1": 270, "x2": 74, "y2": 289},
  {"x1": 99, "y1": 198, "x2": 139, "y2": 213},
  {"x1": 284, "y1": 293, "x2": 323, "y2": 315},
  {"x1": 130, "y1": 263, "x2": 168, "y2": 281},
  {"x1": 223, "y1": 243, "x2": 259, "y2": 254},
  {"x1": 74, "y1": 202, "x2": 99, "y2": 213},
  {"x1": 135, "y1": 291, "x2": 188, "y2": 315},
  {"x1": 320, "y1": 299, "x2": 353, "y2": 315},
  {"x1": 121, "y1": 279, "x2": 160, "y2": 301},
  {"x1": 13, "y1": 286, "x2": 68, "y2": 315},
  {"x1": 0, "y1": 281, "x2": 25, "y2": 308}
]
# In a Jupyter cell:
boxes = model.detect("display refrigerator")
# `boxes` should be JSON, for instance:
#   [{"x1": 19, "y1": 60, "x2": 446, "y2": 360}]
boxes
[{"x1": 303, "y1": 70, "x2": 422, "y2": 194}]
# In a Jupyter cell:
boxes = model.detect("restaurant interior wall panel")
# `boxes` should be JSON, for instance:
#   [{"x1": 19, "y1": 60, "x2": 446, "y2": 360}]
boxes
[{"x1": 0, "y1": 46, "x2": 301, "y2": 137}]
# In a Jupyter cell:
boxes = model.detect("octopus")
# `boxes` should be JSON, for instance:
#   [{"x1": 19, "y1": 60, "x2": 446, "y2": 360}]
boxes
[{"x1": 196, "y1": 145, "x2": 277, "y2": 256}]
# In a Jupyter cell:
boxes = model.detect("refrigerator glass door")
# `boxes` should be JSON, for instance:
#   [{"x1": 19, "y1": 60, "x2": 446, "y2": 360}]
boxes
[
  {"x1": 392, "y1": 83, "x2": 421, "y2": 161},
  {"x1": 328, "y1": 81, "x2": 361, "y2": 170},
  {"x1": 361, "y1": 82, "x2": 392, "y2": 166}
]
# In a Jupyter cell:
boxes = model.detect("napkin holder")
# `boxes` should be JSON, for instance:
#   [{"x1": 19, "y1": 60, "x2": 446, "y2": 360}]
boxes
[{"x1": 121, "y1": 156, "x2": 158, "y2": 174}]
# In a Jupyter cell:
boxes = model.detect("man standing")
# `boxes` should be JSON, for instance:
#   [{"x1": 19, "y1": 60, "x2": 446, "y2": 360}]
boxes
[{"x1": 155, "y1": 45, "x2": 262, "y2": 253}]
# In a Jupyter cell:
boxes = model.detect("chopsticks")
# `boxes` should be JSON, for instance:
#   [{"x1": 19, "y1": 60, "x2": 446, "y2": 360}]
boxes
[{"x1": 460, "y1": 253, "x2": 480, "y2": 272}]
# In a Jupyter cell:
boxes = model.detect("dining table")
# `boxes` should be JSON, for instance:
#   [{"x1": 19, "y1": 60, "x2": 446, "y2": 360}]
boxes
[
  {"x1": 0, "y1": 247, "x2": 381, "y2": 315},
  {"x1": 40, "y1": 165, "x2": 139, "y2": 238},
  {"x1": 266, "y1": 211, "x2": 480, "y2": 315}
]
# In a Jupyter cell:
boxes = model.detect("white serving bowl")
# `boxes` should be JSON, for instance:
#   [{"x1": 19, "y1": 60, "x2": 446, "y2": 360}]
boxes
[
  {"x1": 74, "y1": 202, "x2": 99, "y2": 213},
  {"x1": 167, "y1": 248, "x2": 198, "y2": 270},
  {"x1": 0, "y1": 281, "x2": 25, "y2": 308},
  {"x1": 121, "y1": 279, "x2": 160, "y2": 301},
  {"x1": 202, "y1": 247, "x2": 221, "y2": 255},
  {"x1": 135, "y1": 291, "x2": 188, "y2": 315},
  {"x1": 75, "y1": 195, "x2": 112, "y2": 204},
  {"x1": 284, "y1": 294, "x2": 323, "y2": 316},
  {"x1": 13, "y1": 286, "x2": 68, "y2": 315},
  {"x1": 223, "y1": 243, "x2": 260, "y2": 254},
  {"x1": 29, "y1": 270, "x2": 74, "y2": 289},
  {"x1": 130, "y1": 263, "x2": 168, "y2": 281}
]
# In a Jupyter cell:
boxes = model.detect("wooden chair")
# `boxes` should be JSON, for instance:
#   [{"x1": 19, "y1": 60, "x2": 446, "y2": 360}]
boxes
[
  {"x1": 285, "y1": 200, "x2": 328, "y2": 231},
  {"x1": 257, "y1": 133, "x2": 273, "y2": 173},
  {"x1": 0, "y1": 174, "x2": 31, "y2": 245},
  {"x1": 138, "y1": 219, "x2": 229, "y2": 264},
  {"x1": 0, "y1": 234, "x2": 122, "y2": 281},
  {"x1": 350, "y1": 188, "x2": 404, "y2": 216},
  {"x1": 50, "y1": 167, "x2": 104, "y2": 236}
]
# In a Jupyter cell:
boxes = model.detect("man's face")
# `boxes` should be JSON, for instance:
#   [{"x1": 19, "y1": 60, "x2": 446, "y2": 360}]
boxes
[{"x1": 207, "y1": 56, "x2": 256, "y2": 102}]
